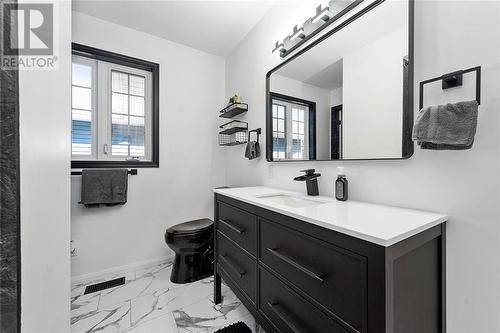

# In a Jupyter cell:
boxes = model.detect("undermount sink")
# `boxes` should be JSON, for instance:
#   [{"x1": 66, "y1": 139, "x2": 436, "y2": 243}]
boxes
[{"x1": 255, "y1": 194, "x2": 328, "y2": 208}]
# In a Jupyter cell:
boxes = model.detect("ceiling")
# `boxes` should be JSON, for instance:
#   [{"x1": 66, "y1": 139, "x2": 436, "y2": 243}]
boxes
[{"x1": 72, "y1": 0, "x2": 278, "y2": 57}]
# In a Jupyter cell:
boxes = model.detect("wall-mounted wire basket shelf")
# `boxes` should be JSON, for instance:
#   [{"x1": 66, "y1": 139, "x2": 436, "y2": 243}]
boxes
[
  {"x1": 219, "y1": 120, "x2": 248, "y2": 135},
  {"x1": 219, "y1": 131, "x2": 248, "y2": 146},
  {"x1": 219, "y1": 103, "x2": 248, "y2": 118}
]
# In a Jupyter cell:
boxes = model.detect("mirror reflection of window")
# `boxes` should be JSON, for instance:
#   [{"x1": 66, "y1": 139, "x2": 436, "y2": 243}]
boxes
[{"x1": 272, "y1": 96, "x2": 312, "y2": 160}]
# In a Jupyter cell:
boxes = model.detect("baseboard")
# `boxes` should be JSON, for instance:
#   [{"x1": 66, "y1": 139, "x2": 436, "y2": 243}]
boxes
[{"x1": 71, "y1": 254, "x2": 174, "y2": 285}]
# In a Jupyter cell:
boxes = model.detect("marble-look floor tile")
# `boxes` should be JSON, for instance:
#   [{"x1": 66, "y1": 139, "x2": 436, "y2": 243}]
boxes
[
  {"x1": 126, "y1": 313, "x2": 178, "y2": 333},
  {"x1": 133, "y1": 261, "x2": 183, "y2": 296},
  {"x1": 71, "y1": 260, "x2": 261, "y2": 333},
  {"x1": 71, "y1": 301, "x2": 131, "y2": 333},
  {"x1": 130, "y1": 278, "x2": 214, "y2": 327},
  {"x1": 72, "y1": 292, "x2": 101, "y2": 318},
  {"x1": 99, "y1": 262, "x2": 183, "y2": 309},
  {"x1": 134, "y1": 260, "x2": 173, "y2": 279},
  {"x1": 99, "y1": 276, "x2": 155, "y2": 309},
  {"x1": 173, "y1": 285, "x2": 251, "y2": 333}
]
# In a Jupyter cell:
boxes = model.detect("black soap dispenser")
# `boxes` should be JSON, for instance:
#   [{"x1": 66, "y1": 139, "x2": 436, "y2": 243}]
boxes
[{"x1": 335, "y1": 167, "x2": 348, "y2": 201}]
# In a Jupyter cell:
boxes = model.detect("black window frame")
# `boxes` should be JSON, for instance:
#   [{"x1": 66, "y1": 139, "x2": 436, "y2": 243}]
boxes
[
  {"x1": 71, "y1": 43, "x2": 160, "y2": 169},
  {"x1": 269, "y1": 92, "x2": 317, "y2": 161}
]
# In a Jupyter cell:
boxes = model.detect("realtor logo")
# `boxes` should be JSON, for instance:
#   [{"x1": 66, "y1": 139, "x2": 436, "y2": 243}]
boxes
[{"x1": 1, "y1": 2, "x2": 57, "y2": 69}]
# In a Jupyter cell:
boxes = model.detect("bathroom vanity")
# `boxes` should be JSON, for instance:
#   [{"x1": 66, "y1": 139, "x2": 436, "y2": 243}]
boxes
[{"x1": 213, "y1": 187, "x2": 447, "y2": 333}]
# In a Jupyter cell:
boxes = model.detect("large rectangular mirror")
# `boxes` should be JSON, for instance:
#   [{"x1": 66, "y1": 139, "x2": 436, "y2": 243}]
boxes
[{"x1": 266, "y1": 0, "x2": 413, "y2": 161}]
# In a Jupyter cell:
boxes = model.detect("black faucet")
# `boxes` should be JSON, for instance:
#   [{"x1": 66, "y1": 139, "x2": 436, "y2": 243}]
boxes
[{"x1": 294, "y1": 169, "x2": 321, "y2": 196}]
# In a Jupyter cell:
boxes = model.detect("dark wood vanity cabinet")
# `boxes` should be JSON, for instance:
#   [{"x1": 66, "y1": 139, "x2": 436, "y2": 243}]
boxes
[{"x1": 214, "y1": 194, "x2": 446, "y2": 333}]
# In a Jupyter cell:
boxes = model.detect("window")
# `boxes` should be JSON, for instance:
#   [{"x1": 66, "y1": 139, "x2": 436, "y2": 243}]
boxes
[
  {"x1": 271, "y1": 93, "x2": 315, "y2": 160},
  {"x1": 71, "y1": 43, "x2": 159, "y2": 168}
]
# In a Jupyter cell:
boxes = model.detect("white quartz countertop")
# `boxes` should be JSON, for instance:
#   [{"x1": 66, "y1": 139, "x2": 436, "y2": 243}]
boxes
[{"x1": 214, "y1": 187, "x2": 447, "y2": 247}]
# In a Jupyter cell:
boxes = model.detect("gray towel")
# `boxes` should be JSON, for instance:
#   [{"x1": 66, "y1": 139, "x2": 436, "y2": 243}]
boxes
[
  {"x1": 80, "y1": 169, "x2": 128, "y2": 207},
  {"x1": 245, "y1": 141, "x2": 260, "y2": 160},
  {"x1": 412, "y1": 100, "x2": 478, "y2": 150}
]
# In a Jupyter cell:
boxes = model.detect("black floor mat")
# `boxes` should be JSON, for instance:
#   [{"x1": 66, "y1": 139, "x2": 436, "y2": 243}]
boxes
[{"x1": 214, "y1": 321, "x2": 252, "y2": 333}]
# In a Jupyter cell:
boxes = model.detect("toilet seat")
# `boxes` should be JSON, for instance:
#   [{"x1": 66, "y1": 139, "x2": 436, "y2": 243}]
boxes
[{"x1": 166, "y1": 218, "x2": 213, "y2": 237}]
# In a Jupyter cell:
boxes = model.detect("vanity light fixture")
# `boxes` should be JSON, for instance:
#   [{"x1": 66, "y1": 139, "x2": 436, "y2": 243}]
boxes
[
  {"x1": 272, "y1": 0, "x2": 362, "y2": 58},
  {"x1": 311, "y1": 5, "x2": 330, "y2": 24},
  {"x1": 272, "y1": 41, "x2": 284, "y2": 54}
]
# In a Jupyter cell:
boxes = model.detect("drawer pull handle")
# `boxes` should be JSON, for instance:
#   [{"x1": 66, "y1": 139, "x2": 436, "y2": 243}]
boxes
[
  {"x1": 221, "y1": 255, "x2": 246, "y2": 278},
  {"x1": 267, "y1": 248, "x2": 325, "y2": 283},
  {"x1": 267, "y1": 302, "x2": 303, "y2": 333},
  {"x1": 219, "y1": 219, "x2": 245, "y2": 235}
]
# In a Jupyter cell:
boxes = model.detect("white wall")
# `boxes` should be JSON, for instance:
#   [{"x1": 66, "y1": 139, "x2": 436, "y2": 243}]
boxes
[
  {"x1": 342, "y1": 27, "x2": 406, "y2": 159},
  {"x1": 225, "y1": 1, "x2": 500, "y2": 331},
  {"x1": 19, "y1": 0, "x2": 72, "y2": 331},
  {"x1": 272, "y1": 74, "x2": 331, "y2": 159},
  {"x1": 330, "y1": 87, "x2": 342, "y2": 107},
  {"x1": 71, "y1": 12, "x2": 226, "y2": 277}
]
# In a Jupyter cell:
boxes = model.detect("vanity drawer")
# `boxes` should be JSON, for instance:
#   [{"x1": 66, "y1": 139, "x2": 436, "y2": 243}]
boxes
[
  {"x1": 260, "y1": 220, "x2": 366, "y2": 332},
  {"x1": 217, "y1": 201, "x2": 257, "y2": 256},
  {"x1": 217, "y1": 231, "x2": 257, "y2": 303},
  {"x1": 260, "y1": 268, "x2": 349, "y2": 333}
]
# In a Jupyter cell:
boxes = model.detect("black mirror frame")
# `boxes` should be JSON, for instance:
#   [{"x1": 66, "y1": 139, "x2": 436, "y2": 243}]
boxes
[{"x1": 265, "y1": 0, "x2": 414, "y2": 162}]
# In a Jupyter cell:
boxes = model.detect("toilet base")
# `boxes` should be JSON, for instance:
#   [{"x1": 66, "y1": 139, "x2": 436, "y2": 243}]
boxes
[{"x1": 170, "y1": 251, "x2": 213, "y2": 284}]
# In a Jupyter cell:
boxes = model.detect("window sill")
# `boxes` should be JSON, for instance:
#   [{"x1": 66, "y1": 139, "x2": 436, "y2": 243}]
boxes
[{"x1": 71, "y1": 160, "x2": 159, "y2": 169}]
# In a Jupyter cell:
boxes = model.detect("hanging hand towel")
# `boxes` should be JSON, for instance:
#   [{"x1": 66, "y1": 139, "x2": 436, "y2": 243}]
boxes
[
  {"x1": 245, "y1": 141, "x2": 260, "y2": 160},
  {"x1": 80, "y1": 169, "x2": 128, "y2": 207},
  {"x1": 412, "y1": 100, "x2": 478, "y2": 150}
]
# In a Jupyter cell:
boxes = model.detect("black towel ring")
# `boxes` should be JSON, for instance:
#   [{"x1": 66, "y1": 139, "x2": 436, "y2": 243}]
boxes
[
  {"x1": 419, "y1": 66, "x2": 481, "y2": 110},
  {"x1": 248, "y1": 128, "x2": 261, "y2": 143}
]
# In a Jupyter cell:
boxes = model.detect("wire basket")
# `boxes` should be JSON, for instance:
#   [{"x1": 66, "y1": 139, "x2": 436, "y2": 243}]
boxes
[
  {"x1": 219, "y1": 131, "x2": 248, "y2": 146},
  {"x1": 219, "y1": 120, "x2": 248, "y2": 135}
]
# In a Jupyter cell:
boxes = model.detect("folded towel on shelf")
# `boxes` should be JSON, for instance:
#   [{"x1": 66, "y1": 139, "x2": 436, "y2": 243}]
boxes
[
  {"x1": 412, "y1": 100, "x2": 479, "y2": 150},
  {"x1": 80, "y1": 169, "x2": 128, "y2": 207},
  {"x1": 245, "y1": 141, "x2": 260, "y2": 160}
]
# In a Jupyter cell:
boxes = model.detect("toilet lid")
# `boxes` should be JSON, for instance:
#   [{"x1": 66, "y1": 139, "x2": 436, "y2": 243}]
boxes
[{"x1": 166, "y1": 218, "x2": 213, "y2": 236}]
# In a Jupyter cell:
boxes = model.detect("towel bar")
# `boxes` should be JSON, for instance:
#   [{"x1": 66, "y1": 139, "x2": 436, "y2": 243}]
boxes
[
  {"x1": 419, "y1": 66, "x2": 481, "y2": 110},
  {"x1": 71, "y1": 169, "x2": 138, "y2": 176},
  {"x1": 248, "y1": 128, "x2": 261, "y2": 143}
]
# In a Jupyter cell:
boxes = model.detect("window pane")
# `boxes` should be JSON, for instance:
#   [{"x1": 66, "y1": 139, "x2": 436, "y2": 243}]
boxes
[
  {"x1": 72, "y1": 63, "x2": 91, "y2": 87},
  {"x1": 129, "y1": 75, "x2": 145, "y2": 96},
  {"x1": 129, "y1": 116, "x2": 145, "y2": 157},
  {"x1": 112, "y1": 145, "x2": 129, "y2": 156},
  {"x1": 278, "y1": 107, "x2": 285, "y2": 118},
  {"x1": 129, "y1": 96, "x2": 145, "y2": 116},
  {"x1": 112, "y1": 113, "x2": 129, "y2": 126},
  {"x1": 298, "y1": 110, "x2": 304, "y2": 121},
  {"x1": 111, "y1": 114, "x2": 146, "y2": 157},
  {"x1": 72, "y1": 86, "x2": 91, "y2": 110},
  {"x1": 112, "y1": 72, "x2": 128, "y2": 93},
  {"x1": 112, "y1": 114, "x2": 129, "y2": 156},
  {"x1": 278, "y1": 119, "x2": 285, "y2": 132},
  {"x1": 72, "y1": 109, "x2": 92, "y2": 155},
  {"x1": 112, "y1": 93, "x2": 129, "y2": 115}
]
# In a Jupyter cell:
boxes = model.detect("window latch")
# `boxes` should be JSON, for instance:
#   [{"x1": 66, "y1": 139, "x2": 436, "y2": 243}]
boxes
[{"x1": 103, "y1": 144, "x2": 108, "y2": 155}]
